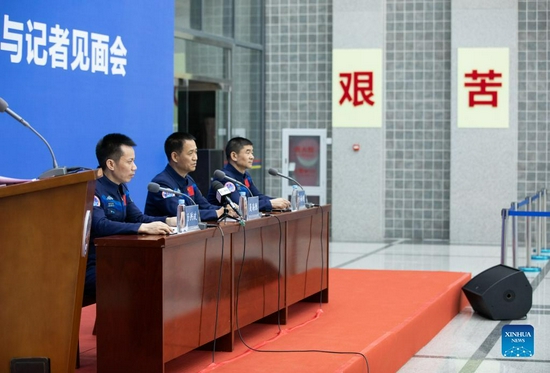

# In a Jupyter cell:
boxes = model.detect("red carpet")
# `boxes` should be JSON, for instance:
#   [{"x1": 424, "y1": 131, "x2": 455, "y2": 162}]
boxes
[{"x1": 78, "y1": 269, "x2": 470, "y2": 373}]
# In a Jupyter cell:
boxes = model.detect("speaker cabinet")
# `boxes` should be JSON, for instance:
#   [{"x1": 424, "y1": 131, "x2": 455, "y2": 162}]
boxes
[
  {"x1": 10, "y1": 358, "x2": 50, "y2": 373},
  {"x1": 462, "y1": 264, "x2": 532, "y2": 320}
]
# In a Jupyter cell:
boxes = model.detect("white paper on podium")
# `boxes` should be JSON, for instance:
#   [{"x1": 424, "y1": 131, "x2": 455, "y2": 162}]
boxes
[{"x1": 0, "y1": 175, "x2": 33, "y2": 186}]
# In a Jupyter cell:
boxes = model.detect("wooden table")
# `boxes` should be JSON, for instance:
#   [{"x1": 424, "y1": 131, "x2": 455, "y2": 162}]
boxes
[{"x1": 95, "y1": 205, "x2": 330, "y2": 373}]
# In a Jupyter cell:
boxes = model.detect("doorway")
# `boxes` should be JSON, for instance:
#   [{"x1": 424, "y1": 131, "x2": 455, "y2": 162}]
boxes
[
  {"x1": 175, "y1": 79, "x2": 229, "y2": 194},
  {"x1": 175, "y1": 79, "x2": 229, "y2": 149}
]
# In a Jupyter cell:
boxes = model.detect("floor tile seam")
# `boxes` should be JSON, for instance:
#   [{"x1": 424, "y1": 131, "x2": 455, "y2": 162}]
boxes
[
  {"x1": 489, "y1": 357, "x2": 550, "y2": 363},
  {"x1": 414, "y1": 354, "x2": 550, "y2": 364},
  {"x1": 363, "y1": 253, "x2": 502, "y2": 258},
  {"x1": 530, "y1": 304, "x2": 550, "y2": 309},
  {"x1": 332, "y1": 239, "x2": 407, "y2": 268},
  {"x1": 329, "y1": 250, "x2": 389, "y2": 255},
  {"x1": 528, "y1": 309, "x2": 550, "y2": 315},
  {"x1": 336, "y1": 250, "x2": 508, "y2": 256},
  {"x1": 457, "y1": 320, "x2": 508, "y2": 373}
]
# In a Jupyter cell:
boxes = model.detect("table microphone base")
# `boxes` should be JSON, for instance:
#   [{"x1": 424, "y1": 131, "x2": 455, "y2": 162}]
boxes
[{"x1": 38, "y1": 166, "x2": 68, "y2": 179}]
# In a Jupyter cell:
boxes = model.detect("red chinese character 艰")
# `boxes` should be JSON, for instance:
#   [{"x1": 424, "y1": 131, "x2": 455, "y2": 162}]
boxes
[
  {"x1": 464, "y1": 69, "x2": 502, "y2": 107},
  {"x1": 339, "y1": 71, "x2": 375, "y2": 106}
]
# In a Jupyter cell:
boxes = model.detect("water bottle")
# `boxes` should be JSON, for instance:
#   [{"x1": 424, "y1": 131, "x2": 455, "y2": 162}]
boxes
[
  {"x1": 290, "y1": 185, "x2": 298, "y2": 211},
  {"x1": 176, "y1": 199, "x2": 186, "y2": 233},
  {"x1": 238, "y1": 191, "x2": 248, "y2": 220}
]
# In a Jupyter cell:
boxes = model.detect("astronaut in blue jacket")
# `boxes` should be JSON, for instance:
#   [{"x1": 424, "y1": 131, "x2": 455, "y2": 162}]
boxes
[
  {"x1": 144, "y1": 132, "x2": 235, "y2": 220},
  {"x1": 207, "y1": 137, "x2": 290, "y2": 211},
  {"x1": 84, "y1": 133, "x2": 176, "y2": 298}
]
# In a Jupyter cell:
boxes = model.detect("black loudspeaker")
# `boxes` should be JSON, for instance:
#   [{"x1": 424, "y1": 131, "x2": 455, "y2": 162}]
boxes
[{"x1": 462, "y1": 264, "x2": 532, "y2": 320}]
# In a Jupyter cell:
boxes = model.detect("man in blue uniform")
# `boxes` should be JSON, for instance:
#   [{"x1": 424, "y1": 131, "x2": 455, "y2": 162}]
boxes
[
  {"x1": 144, "y1": 132, "x2": 234, "y2": 220},
  {"x1": 207, "y1": 137, "x2": 290, "y2": 211},
  {"x1": 84, "y1": 133, "x2": 176, "y2": 298}
]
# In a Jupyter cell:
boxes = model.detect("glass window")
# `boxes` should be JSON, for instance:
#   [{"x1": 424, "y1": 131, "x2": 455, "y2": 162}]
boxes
[
  {"x1": 174, "y1": 38, "x2": 229, "y2": 80},
  {"x1": 203, "y1": 0, "x2": 233, "y2": 38},
  {"x1": 175, "y1": 0, "x2": 202, "y2": 30},
  {"x1": 232, "y1": 46, "x2": 263, "y2": 189},
  {"x1": 174, "y1": 0, "x2": 265, "y2": 189},
  {"x1": 235, "y1": 0, "x2": 263, "y2": 44}
]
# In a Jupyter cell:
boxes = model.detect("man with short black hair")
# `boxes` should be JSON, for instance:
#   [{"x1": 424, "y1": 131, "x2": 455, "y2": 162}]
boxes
[
  {"x1": 207, "y1": 136, "x2": 290, "y2": 211},
  {"x1": 85, "y1": 133, "x2": 176, "y2": 297},
  {"x1": 144, "y1": 132, "x2": 233, "y2": 220}
]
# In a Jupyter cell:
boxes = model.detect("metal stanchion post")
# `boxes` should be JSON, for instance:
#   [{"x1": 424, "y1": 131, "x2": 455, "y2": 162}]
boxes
[
  {"x1": 511, "y1": 202, "x2": 518, "y2": 268},
  {"x1": 501, "y1": 208, "x2": 508, "y2": 265},
  {"x1": 519, "y1": 195, "x2": 542, "y2": 272},
  {"x1": 534, "y1": 192, "x2": 542, "y2": 254},
  {"x1": 532, "y1": 190, "x2": 550, "y2": 260},
  {"x1": 542, "y1": 188, "x2": 550, "y2": 254}
]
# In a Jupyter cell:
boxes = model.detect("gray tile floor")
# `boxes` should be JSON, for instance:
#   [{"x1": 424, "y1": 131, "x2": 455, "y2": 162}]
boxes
[{"x1": 330, "y1": 240, "x2": 550, "y2": 373}]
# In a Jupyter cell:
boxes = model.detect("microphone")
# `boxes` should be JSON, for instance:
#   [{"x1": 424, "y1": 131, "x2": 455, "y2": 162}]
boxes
[
  {"x1": 211, "y1": 180, "x2": 242, "y2": 218},
  {"x1": 268, "y1": 168, "x2": 315, "y2": 208},
  {"x1": 147, "y1": 182, "x2": 196, "y2": 205},
  {"x1": 198, "y1": 222, "x2": 218, "y2": 230},
  {"x1": 0, "y1": 97, "x2": 67, "y2": 179},
  {"x1": 213, "y1": 169, "x2": 254, "y2": 197}
]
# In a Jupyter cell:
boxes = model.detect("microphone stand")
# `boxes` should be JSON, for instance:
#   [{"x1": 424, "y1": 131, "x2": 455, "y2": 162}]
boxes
[
  {"x1": 270, "y1": 170, "x2": 315, "y2": 208},
  {"x1": 217, "y1": 205, "x2": 241, "y2": 224},
  {"x1": 0, "y1": 98, "x2": 67, "y2": 179},
  {"x1": 20, "y1": 123, "x2": 67, "y2": 179}
]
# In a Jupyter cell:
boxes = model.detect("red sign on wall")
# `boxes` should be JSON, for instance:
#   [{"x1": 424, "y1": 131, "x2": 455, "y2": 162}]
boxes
[
  {"x1": 332, "y1": 49, "x2": 382, "y2": 128},
  {"x1": 338, "y1": 71, "x2": 375, "y2": 106},
  {"x1": 457, "y1": 48, "x2": 509, "y2": 128},
  {"x1": 464, "y1": 69, "x2": 503, "y2": 107}
]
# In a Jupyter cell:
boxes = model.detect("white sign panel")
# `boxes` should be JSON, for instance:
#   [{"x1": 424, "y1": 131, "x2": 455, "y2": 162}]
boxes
[
  {"x1": 457, "y1": 48, "x2": 509, "y2": 128},
  {"x1": 332, "y1": 49, "x2": 383, "y2": 128}
]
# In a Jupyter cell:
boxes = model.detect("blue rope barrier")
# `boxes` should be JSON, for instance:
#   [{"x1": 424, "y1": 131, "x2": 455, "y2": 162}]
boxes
[
  {"x1": 508, "y1": 210, "x2": 550, "y2": 217},
  {"x1": 514, "y1": 194, "x2": 541, "y2": 209},
  {"x1": 502, "y1": 189, "x2": 548, "y2": 271}
]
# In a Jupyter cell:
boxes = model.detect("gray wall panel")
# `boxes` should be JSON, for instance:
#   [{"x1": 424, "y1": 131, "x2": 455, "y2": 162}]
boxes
[
  {"x1": 265, "y1": 1, "x2": 333, "y2": 203},
  {"x1": 450, "y1": 0, "x2": 518, "y2": 244},
  {"x1": 332, "y1": 129, "x2": 384, "y2": 240},
  {"x1": 332, "y1": 0, "x2": 385, "y2": 241}
]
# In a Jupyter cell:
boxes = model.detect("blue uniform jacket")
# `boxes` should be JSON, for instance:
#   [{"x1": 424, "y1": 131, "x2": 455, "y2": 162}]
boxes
[
  {"x1": 206, "y1": 163, "x2": 273, "y2": 211},
  {"x1": 144, "y1": 164, "x2": 220, "y2": 221},
  {"x1": 89, "y1": 176, "x2": 167, "y2": 267}
]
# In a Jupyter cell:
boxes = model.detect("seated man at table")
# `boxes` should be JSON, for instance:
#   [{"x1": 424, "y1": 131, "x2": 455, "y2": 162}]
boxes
[
  {"x1": 207, "y1": 136, "x2": 290, "y2": 212},
  {"x1": 144, "y1": 132, "x2": 235, "y2": 220},
  {"x1": 85, "y1": 133, "x2": 176, "y2": 298}
]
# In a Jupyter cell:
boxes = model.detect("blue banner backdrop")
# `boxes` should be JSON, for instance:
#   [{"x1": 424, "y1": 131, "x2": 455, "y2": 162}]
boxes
[{"x1": 0, "y1": 1, "x2": 174, "y2": 209}]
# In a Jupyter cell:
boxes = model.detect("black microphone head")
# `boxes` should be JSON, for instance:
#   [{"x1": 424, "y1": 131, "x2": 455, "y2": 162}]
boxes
[
  {"x1": 212, "y1": 180, "x2": 227, "y2": 204},
  {"x1": 147, "y1": 182, "x2": 160, "y2": 193},
  {"x1": 213, "y1": 169, "x2": 226, "y2": 180},
  {"x1": 0, "y1": 97, "x2": 8, "y2": 113},
  {"x1": 211, "y1": 180, "x2": 224, "y2": 190},
  {"x1": 268, "y1": 168, "x2": 279, "y2": 176}
]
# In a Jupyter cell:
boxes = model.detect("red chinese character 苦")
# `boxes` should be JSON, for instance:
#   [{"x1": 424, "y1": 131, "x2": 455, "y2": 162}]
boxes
[{"x1": 464, "y1": 69, "x2": 502, "y2": 107}]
